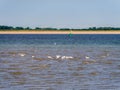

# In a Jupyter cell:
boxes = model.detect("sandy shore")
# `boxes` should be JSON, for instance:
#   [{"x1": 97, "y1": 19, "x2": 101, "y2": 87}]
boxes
[{"x1": 0, "y1": 30, "x2": 120, "y2": 34}]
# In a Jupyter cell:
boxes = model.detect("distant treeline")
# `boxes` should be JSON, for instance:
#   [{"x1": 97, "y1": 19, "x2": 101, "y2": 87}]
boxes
[{"x1": 0, "y1": 25, "x2": 120, "y2": 31}]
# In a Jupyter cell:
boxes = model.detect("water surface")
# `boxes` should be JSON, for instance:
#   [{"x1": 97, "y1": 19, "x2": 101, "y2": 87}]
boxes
[{"x1": 0, "y1": 34, "x2": 120, "y2": 90}]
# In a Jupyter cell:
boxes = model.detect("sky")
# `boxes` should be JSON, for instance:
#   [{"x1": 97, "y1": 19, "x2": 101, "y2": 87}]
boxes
[{"x1": 0, "y1": 0, "x2": 120, "y2": 28}]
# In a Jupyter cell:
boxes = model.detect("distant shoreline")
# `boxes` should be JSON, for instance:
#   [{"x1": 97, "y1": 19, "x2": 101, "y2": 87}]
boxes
[{"x1": 0, "y1": 30, "x2": 120, "y2": 34}]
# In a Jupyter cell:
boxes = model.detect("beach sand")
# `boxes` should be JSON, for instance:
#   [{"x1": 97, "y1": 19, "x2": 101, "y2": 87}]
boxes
[{"x1": 0, "y1": 30, "x2": 120, "y2": 34}]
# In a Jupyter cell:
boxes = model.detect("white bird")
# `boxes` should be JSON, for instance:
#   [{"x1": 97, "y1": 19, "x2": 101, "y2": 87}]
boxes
[
  {"x1": 47, "y1": 56, "x2": 53, "y2": 59},
  {"x1": 19, "y1": 53, "x2": 25, "y2": 57},
  {"x1": 32, "y1": 56, "x2": 35, "y2": 58},
  {"x1": 65, "y1": 56, "x2": 73, "y2": 59},
  {"x1": 61, "y1": 56, "x2": 66, "y2": 60},
  {"x1": 61, "y1": 56, "x2": 74, "y2": 60},
  {"x1": 56, "y1": 55, "x2": 61, "y2": 59},
  {"x1": 85, "y1": 56, "x2": 90, "y2": 59}
]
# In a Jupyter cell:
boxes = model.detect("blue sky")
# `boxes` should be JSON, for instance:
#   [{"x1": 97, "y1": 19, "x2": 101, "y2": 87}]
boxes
[{"x1": 0, "y1": 0, "x2": 120, "y2": 28}]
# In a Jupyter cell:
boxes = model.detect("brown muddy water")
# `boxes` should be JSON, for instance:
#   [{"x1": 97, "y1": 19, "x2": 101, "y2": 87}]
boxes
[
  {"x1": 0, "y1": 45, "x2": 120, "y2": 90},
  {"x1": 0, "y1": 34, "x2": 120, "y2": 90}
]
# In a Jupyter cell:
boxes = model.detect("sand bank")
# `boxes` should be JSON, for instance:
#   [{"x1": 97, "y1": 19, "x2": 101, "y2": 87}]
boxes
[{"x1": 0, "y1": 30, "x2": 120, "y2": 34}]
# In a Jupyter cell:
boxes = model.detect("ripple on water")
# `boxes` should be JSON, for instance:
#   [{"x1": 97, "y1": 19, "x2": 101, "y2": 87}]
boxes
[
  {"x1": 7, "y1": 51, "x2": 18, "y2": 55},
  {"x1": 68, "y1": 66, "x2": 85, "y2": 71},
  {"x1": 45, "y1": 80, "x2": 64, "y2": 85},
  {"x1": 10, "y1": 71, "x2": 24, "y2": 75},
  {"x1": 33, "y1": 57, "x2": 46, "y2": 61},
  {"x1": 29, "y1": 64, "x2": 51, "y2": 70},
  {"x1": 82, "y1": 60, "x2": 96, "y2": 65},
  {"x1": 110, "y1": 72, "x2": 120, "y2": 77},
  {"x1": 0, "y1": 44, "x2": 120, "y2": 90},
  {"x1": 10, "y1": 79, "x2": 26, "y2": 86},
  {"x1": 89, "y1": 72, "x2": 99, "y2": 76},
  {"x1": 71, "y1": 72, "x2": 85, "y2": 77}
]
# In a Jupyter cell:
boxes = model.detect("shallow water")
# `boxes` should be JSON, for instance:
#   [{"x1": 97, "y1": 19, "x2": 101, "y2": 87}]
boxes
[{"x1": 0, "y1": 34, "x2": 120, "y2": 90}]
